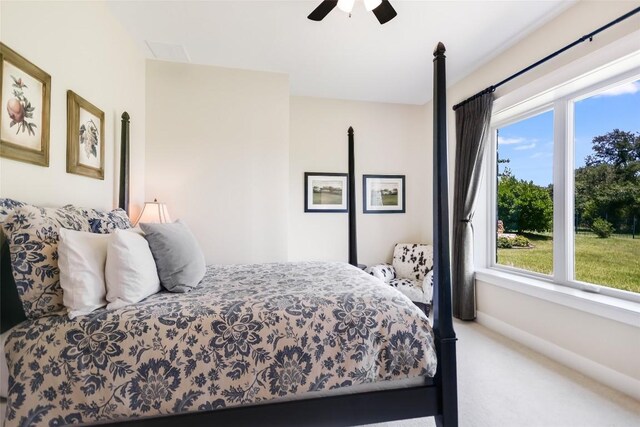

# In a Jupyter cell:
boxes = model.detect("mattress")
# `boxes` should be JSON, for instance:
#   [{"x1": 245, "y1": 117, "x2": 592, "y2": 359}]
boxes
[{"x1": 3, "y1": 262, "x2": 436, "y2": 426}]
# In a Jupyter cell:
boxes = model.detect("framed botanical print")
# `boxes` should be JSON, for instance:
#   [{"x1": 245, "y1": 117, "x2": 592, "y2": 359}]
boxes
[
  {"x1": 304, "y1": 172, "x2": 348, "y2": 213},
  {"x1": 0, "y1": 43, "x2": 51, "y2": 166},
  {"x1": 67, "y1": 90, "x2": 105, "y2": 180},
  {"x1": 363, "y1": 174, "x2": 406, "y2": 213}
]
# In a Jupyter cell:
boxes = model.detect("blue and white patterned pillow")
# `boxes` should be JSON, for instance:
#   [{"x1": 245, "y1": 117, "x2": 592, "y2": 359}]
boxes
[
  {"x1": 1, "y1": 204, "x2": 89, "y2": 318},
  {"x1": 0, "y1": 198, "x2": 26, "y2": 230},
  {"x1": 62, "y1": 205, "x2": 131, "y2": 233},
  {"x1": 1, "y1": 199, "x2": 131, "y2": 319}
]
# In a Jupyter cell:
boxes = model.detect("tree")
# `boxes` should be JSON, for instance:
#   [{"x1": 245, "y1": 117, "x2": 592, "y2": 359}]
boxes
[
  {"x1": 498, "y1": 176, "x2": 553, "y2": 233},
  {"x1": 575, "y1": 129, "x2": 640, "y2": 232},
  {"x1": 498, "y1": 156, "x2": 511, "y2": 178},
  {"x1": 585, "y1": 129, "x2": 640, "y2": 173}
]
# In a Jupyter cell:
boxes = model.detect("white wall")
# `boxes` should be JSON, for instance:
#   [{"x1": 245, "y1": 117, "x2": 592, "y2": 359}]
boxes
[
  {"x1": 289, "y1": 97, "x2": 431, "y2": 266},
  {"x1": 442, "y1": 1, "x2": 640, "y2": 397},
  {"x1": 0, "y1": 1, "x2": 146, "y2": 216},
  {"x1": 145, "y1": 60, "x2": 289, "y2": 264}
]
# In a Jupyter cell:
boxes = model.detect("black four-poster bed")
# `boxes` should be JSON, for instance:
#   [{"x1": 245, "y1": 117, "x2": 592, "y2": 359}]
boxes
[
  {"x1": 103, "y1": 8, "x2": 640, "y2": 425},
  {"x1": 111, "y1": 43, "x2": 458, "y2": 427},
  {"x1": 0, "y1": 43, "x2": 456, "y2": 427}
]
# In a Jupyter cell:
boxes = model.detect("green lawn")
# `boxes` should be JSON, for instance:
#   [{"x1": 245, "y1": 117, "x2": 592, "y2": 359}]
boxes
[{"x1": 497, "y1": 232, "x2": 640, "y2": 293}]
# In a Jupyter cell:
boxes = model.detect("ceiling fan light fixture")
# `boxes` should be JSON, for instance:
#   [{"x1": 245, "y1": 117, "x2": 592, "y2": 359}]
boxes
[
  {"x1": 364, "y1": 0, "x2": 382, "y2": 12},
  {"x1": 337, "y1": 0, "x2": 355, "y2": 13},
  {"x1": 307, "y1": 0, "x2": 396, "y2": 24}
]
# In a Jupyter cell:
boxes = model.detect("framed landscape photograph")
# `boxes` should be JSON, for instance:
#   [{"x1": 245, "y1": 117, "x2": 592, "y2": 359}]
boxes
[
  {"x1": 305, "y1": 172, "x2": 348, "y2": 213},
  {"x1": 67, "y1": 90, "x2": 105, "y2": 180},
  {"x1": 0, "y1": 43, "x2": 51, "y2": 166},
  {"x1": 363, "y1": 174, "x2": 405, "y2": 213}
]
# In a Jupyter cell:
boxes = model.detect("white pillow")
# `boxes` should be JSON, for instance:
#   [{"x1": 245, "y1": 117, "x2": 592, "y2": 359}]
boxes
[
  {"x1": 58, "y1": 228, "x2": 110, "y2": 319},
  {"x1": 105, "y1": 228, "x2": 160, "y2": 310}
]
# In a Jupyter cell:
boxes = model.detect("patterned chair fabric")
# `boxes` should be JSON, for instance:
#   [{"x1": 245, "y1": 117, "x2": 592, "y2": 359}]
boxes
[{"x1": 367, "y1": 243, "x2": 434, "y2": 310}]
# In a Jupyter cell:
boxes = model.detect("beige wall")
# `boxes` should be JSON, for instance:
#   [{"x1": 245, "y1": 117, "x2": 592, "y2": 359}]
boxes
[
  {"x1": 441, "y1": 1, "x2": 640, "y2": 393},
  {"x1": 0, "y1": 1, "x2": 146, "y2": 216},
  {"x1": 145, "y1": 60, "x2": 290, "y2": 264},
  {"x1": 145, "y1": 65, "x2": 431, "y2": 266},
  {"x1": 477, "y1": 281, "x2": 640, "y2": 382},
  {"x1": 289, "y1": 97, "x2": 432, "y2": 266}
]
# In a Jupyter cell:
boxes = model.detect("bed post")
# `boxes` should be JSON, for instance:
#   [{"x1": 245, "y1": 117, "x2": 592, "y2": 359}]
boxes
[
  {"x1": 348, "y1": 126, "x2": 358, "y2": 266},
  {"x1": 432, "y1": 42, "x2": 458, "y2": 427},
  {"x1": 119, "y1": 111, "x2": 130, "y2": 214}
]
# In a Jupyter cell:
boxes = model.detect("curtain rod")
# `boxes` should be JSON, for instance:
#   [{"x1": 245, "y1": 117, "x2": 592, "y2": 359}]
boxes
[{"x1": 452, "y1": 6, "x2": 640, "y2": 111}]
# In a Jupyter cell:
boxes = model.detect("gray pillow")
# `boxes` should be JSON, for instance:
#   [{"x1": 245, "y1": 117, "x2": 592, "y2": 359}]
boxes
[{"x1": 140, "y1": 220, "x2": 206, "y2": 292}]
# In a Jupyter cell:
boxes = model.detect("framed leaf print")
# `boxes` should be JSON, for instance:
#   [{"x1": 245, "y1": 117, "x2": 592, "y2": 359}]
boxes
[
  {"x1": 0, "y1": 43, "x2": 51, "y2": 166},
  {"x1": 67, "y1": 90, "x2": 105, "y2": 180}
]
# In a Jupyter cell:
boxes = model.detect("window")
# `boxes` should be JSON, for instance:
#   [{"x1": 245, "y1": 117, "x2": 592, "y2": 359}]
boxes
[
  {"x1": 489, "y1": 68, "x2": 640, "y2": 301},
  {"x1": 496, "y1": 110, "x2": 554, "y2": 276},
  {"x1": 573, "y1": 80, "x2": 640, "y2": 294}
]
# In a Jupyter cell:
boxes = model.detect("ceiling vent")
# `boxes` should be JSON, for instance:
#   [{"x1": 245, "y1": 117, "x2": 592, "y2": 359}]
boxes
[{"x1": 145, "y1": 41, "x2": 191, "y2": 62}]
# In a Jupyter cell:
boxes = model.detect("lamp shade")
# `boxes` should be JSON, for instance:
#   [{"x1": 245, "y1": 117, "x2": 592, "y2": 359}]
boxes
[{"x1": 135, "y1": 199, "x2": 171, "y2": 225}]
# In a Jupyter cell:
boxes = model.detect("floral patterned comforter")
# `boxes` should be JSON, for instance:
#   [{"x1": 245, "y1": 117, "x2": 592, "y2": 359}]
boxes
[{"x1": 4, "y1": 262, "x2": 437, "y2": 426}]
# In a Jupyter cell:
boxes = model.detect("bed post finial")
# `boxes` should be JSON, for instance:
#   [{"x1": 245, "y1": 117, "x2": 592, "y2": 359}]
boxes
[
  {"x1": 348, "y1": 126, "x2": 357, "y2": 267},
  {"x1": 432, "y1": 42, "x2": 458, "y2": 427},
  {"x1": 434, "y1": 42, "x2": 446, "y2": 56},
  {"x1": 119, "y1": 111, "x2": 130, "y2": 215}
]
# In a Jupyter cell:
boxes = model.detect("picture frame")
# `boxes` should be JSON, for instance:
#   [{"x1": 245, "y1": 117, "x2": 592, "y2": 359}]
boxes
[
  {"x1": 363, "y1": 174, "x2": 406, "y2": 213},
  {"x1": 304, "y1": 172, "x2": 348, "y2": 213},
  {"x1": 0, "y1": 43, "x2": 51, "y2": 166},
  {"x1": 67, "y1": 90, "x2": 105, "y2": 180}
]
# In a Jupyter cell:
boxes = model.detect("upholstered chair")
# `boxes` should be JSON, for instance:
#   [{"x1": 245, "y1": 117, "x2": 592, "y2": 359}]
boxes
[{"x1": 366, "y1": 243, "x2": 434, "y2": 316}]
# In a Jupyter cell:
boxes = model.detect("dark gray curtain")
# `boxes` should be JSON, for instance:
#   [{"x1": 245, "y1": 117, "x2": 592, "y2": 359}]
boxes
[{"x1": 453, "y1": 93, "x2": 494, "y2": 320}]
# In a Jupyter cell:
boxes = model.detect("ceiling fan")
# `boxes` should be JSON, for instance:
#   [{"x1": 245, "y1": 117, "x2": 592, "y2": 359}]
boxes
[{"x1": 308, "y1": 0, "x2": 398, "y2": 25}]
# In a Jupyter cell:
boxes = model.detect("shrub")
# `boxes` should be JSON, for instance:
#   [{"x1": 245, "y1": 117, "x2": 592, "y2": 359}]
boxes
[
  {"x1": 591, "y1": 218, "x2": 613, "y2": 238},
  {"x1": 497, "y1": 235, "x2": 530, "y2": 249},
  {"x1": 512, "y1": 235, "x2": 531, "y2": 247},
  {"x1": 497, "y1": 237, "x2": 513, "y2": 249}
]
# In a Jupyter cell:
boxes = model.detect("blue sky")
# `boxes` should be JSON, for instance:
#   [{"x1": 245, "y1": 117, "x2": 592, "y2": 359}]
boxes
[{"x1": 497, "y1": 80, "x2": 640, "y2": 186}]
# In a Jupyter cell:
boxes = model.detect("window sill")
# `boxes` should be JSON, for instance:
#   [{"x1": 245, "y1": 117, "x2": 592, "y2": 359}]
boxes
[{"x1": 475, "y1": 268, "x2": 640, "y2": 328}]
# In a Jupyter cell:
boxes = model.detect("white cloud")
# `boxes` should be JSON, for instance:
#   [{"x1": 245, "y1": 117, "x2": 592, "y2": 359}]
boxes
[
  {"x1": 514, "y1": 143, "x2": 536, "y2": 151},
  {"x1": 497, "y1": 136, "x2": 525, "y2": 146},
  {"x1": 595, "y1": 81, "x2": 640, "y2": 97}
]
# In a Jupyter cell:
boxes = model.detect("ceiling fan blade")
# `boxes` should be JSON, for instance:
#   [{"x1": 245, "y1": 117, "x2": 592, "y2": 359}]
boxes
[
  {"x1": 308, "y1": 0, "x2": 338, "y2": 21},
  {"x1": 372, "y1": 0, "x2": 397, "y2": 24}
]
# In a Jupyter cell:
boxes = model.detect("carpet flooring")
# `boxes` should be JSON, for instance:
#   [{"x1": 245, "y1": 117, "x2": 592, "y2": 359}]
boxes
[{"x1": 363, "y1": 319, "x2": 640, "y2": 427}]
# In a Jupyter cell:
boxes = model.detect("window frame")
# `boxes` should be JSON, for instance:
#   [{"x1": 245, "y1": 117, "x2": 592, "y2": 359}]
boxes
[{"x1": 486, "y1": 66, "x2": 640, "y2": 304}]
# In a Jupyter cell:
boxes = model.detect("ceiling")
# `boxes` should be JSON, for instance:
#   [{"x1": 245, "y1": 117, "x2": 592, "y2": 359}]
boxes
[{"x1": 108, "y1": 0, "x2": 575, "y2": 105}]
